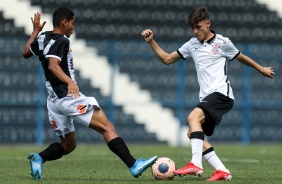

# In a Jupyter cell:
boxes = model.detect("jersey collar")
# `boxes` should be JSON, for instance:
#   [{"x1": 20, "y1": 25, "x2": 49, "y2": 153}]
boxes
[{"x1": 200, "y1": 30, "x2": 216, "y2": 44}]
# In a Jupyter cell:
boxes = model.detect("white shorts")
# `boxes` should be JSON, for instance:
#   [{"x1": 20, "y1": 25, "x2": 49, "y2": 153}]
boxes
[{"x1": 47, "y1": 94, "x2": 100, "y2": 137}]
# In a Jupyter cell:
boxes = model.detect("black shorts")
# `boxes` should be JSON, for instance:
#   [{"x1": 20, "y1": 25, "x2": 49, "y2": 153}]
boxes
[{"x1": 196, "y1": 92, "x2": 234, "y2": 136}]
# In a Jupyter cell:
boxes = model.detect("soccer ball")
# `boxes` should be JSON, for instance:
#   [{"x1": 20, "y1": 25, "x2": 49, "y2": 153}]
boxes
[{"x1": 151, "y1": 157, "x2": 176, "y2": 180}]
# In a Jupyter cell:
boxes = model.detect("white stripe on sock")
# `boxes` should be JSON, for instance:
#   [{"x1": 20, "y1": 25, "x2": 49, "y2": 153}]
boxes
[{"x1": 203, "y1": 151, "x2": 228, "y2": 172}]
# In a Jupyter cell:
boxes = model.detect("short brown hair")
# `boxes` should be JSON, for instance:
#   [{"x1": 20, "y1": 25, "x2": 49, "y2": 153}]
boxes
[{"x1": 188, "y1": 6, "x2": 209, "y2": 27}]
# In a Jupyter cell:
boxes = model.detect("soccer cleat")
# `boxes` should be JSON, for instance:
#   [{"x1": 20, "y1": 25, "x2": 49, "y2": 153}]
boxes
[
  {"x1": 28, "y1": 152, "x2": 43, "y2": 180},
  {"x1": 173, "y1": 162, "x2": 203, "y2": 177},
  {"x1": 129, "y1": 156, "x2": 158, "y2": 178},
  {"x1": 206, "y1": 170, "x2": 232, "y2": 181}
]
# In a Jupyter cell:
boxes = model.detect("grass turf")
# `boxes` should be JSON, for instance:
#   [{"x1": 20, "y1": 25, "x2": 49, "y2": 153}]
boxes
[{"x1": 0, "y1": 144, "x2": 281, "y2": 184}]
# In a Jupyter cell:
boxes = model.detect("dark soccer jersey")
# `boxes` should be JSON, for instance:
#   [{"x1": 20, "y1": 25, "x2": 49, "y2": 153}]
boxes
[{"x1": 30, "y1": 31, "x2": 76, "y2": 100}]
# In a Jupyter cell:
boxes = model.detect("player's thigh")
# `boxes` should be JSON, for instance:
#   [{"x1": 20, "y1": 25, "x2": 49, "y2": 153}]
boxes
[
  {"x1": 60, "y1": 95, "x2": 115, "y2": 133},
  {"x1": 72, "y1": 105, "x2": 115, "y2": 133},
  {"x1": 187, "y1": 108, "x2": 205, "y2": 132},
  {"x1": 188, "y1": 107, "x2": 205, "y2": 124},
  {"x1": 89, "y1": 106, "x2": 116, "y2": 133}
]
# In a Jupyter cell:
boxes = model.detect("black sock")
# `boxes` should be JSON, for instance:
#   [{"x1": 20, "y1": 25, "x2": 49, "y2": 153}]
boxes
[
  {"x1": 190, "y1": 131, "x2": 205, "y2": 140},
  {"x1": 39, "y1": 142, "x2": 65, "y2": 163},
  {"x1": 107, "y1": 137, "x2": 136, "y2": 168}
]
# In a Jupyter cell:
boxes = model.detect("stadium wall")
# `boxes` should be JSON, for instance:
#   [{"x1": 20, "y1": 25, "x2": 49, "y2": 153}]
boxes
[
  {"x1": 0, "y1": 0, "x2": 282, "y2": 145},
  {"x1": 0, "y1": 0, "x2": 189, "y2": 146}
]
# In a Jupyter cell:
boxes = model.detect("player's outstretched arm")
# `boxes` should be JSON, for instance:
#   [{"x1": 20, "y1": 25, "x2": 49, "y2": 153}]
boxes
[
  {"x1": 141, "y1": 29, "x2": 181, "y2": 65},
  {"x1": 22, "y1": 12, "x2": 46, "y2": 58},
  {"x1": 236, "y1": 52, "x2": 275, "y2": 79}
]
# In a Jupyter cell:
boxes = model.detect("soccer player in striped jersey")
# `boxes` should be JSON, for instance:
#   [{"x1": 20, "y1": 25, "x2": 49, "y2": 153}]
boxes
[
  {"x1": 142, "y1": 6, "x2": 274, "y2": 181},
  {"x1": 22, "y1": 7, "x2": 157, "y2": 180}
]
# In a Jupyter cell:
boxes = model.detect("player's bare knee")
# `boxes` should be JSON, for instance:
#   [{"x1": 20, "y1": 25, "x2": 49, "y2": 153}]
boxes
[
  {"x1": 188, "y1": 114, "x2": 194, "y2": 123},
  {"x1": 104, "y1": 121, "x2": 116, "y2": 133},
  {"x1": 187, "y1": 114, "x2": 198, "y2": 126},
  {"x1": 95, "y1": 120, "x2": 117, "y2": 135}
]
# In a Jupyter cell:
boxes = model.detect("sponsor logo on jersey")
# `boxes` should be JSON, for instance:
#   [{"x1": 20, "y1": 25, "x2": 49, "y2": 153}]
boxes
[
  {"x1": 51, "y1": 120, "x2": 58, "y2": 129},
  {"x1": 77, "y1": 104, "x2": 92, "y2": 114},
  {"x1": 49, "y1": 92, "x2": 57, "y2": 101}
]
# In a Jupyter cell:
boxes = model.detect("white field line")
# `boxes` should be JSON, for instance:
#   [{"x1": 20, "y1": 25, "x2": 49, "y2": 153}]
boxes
[{"x1": 221, "y1": 158, "x2": 282, "y2": 164}]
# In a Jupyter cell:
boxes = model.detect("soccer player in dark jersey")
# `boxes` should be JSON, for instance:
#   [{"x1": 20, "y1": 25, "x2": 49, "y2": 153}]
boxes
[
  {"x1": 22, "y1": 8, "x2": 157, "y2": 180},
  {"x1": 142, "y1": 6, "x2": 275, "y2": 181}
]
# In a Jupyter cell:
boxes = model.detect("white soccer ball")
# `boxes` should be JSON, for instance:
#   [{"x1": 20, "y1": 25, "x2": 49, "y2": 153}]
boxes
[{"x1": 151, "y1": 157, "x2": 176, "y2": 180}]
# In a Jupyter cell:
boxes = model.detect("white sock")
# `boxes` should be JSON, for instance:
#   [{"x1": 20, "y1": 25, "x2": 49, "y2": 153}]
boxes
[
  {"x1": 203, "y1": 151, "x2": 229, "y2": 173},
  {"x1": 190, "y1": 138, "x2": 203, "y2": 169}
]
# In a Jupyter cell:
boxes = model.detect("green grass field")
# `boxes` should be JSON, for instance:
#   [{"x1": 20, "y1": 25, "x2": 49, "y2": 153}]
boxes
[{"x1": 0, "y1": 144, "x2": 281, "y2": 184}]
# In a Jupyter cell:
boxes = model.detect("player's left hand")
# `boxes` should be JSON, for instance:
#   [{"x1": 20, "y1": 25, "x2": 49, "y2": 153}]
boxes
[
  {"x1": 31, "y1": 12, "x2": 46, "y2": 33},
  {"x1": 261, "y1": 67, "x2": 275, "y2": 79}
]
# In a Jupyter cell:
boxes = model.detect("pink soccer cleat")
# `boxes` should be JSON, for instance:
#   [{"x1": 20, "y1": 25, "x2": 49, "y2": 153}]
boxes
[
  {"x1": 206, "y1": 170, "x2": 232, "y2": 181},
  {"x1": 173, "y1": 162, "x2": 203, "y2": 177}
]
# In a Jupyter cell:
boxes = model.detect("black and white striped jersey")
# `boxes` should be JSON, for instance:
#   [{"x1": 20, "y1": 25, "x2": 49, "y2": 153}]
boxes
[
  {"x1": 177, "y1": 31, "x2": 240, "y2": 101},
  {"x1": 30, "y1": 31, "x2": 76, "y2": 100}
]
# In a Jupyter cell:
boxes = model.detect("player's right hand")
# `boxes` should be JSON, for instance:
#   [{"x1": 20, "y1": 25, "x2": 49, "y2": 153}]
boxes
[
  {"x1": 31, "y1": 12, "x2": 46, "y2": 33},
  {"x1": 141, "y1": 29, "x2": 154, "y2": 43},
  {"x1": 67, "y1": 82, "x2": 80, "y2": 99}
]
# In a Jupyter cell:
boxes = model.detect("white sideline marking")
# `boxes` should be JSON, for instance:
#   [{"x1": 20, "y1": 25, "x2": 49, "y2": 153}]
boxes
[{"x1": 221, "y1": 158, "x2": 282, "y2": 164}]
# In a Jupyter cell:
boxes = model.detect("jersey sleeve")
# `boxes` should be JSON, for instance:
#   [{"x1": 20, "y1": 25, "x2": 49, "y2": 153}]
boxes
[
  {"x1": 177, "y1": 41, "x2": 191, "y2": 60},
  {"x1": 30, "y1": 41, "x2": 39, "y2": 56},
  {"x1": 30, "y1": 34, "x2": 44, "y2": 56},
  {"x1": 223, "y1": 39, "x2": 240, "y2": 61},
  {"x1": 45, "y1": 38, "x2": 69, "y2": 61}
]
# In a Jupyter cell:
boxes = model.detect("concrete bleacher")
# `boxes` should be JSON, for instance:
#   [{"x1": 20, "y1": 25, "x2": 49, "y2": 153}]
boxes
[
  {"x1": 0, "y1": 0, "x2": 282, "y2": 144},
  {"x1": 29, "y1": 0, "x2": 282, "y2": 42},
  {"x1": 0, "y1": 3, "x2": 164, "y2": 144}
]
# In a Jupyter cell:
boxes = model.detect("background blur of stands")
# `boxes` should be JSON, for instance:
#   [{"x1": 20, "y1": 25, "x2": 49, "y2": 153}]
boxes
[{"x1": 0, "y1": 0, "x2": 281, "y2": 145}]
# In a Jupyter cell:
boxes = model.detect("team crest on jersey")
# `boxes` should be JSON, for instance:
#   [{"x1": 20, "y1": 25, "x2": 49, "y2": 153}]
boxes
[{"x1": 211, "y1": 43, "x2": 220, "y2": 55}]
